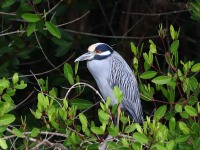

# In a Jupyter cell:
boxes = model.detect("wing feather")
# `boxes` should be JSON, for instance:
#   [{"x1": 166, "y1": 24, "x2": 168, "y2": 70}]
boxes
[{"x1": 108, "y1": 51, "x2": 143, "y2": 123}]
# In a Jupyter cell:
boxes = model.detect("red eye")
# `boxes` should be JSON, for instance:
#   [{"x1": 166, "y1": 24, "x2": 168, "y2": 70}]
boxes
[{"x1": 95, "y1": 50, "x2": 101, "y2": 53}]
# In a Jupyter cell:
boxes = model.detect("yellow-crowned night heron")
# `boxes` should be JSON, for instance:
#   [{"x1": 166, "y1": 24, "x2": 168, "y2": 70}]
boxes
[{"x1": 75, "y1": 43, "x2": 143, "y2": 123}]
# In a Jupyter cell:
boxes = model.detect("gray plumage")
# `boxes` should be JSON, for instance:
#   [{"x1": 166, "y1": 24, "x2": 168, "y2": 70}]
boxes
[{"x1": 75, "y1": 43, "x2": 143, "y2": 123}]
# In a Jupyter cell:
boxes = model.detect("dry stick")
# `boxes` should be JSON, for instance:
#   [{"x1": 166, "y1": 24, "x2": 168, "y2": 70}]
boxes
[
  {"x1": 64, "y1": 29, "x2": 160, "y2": 39},
  {"x1": 0, "y1": 11, "x2": 16, "y2": 16},
  {"x1": 7, "y1": 53, "x2": 74, "y2": 80},
  {"x1": 122, "y1": 16, "x2": 145, "y2": 38},
  {"x1": 45, "y1": 0, "x2": 64, "y2": 16},
  {"x1": 12, "y1": 90, "x2": 34, "y2": 111},
  {"x1": 122, "y1": 9, "x2": 189, "y2": 16},
  {"x1": 57, "y1": 11, "x2": 90, "y2": 27},
  {"x1": 64, "y1": 82, "x2": 105, "y2": 103},
  {"x1": 0, "y1": 25, "x2": 12, "y2": 34},
  {"x1": 34, "y1": 31, "x2": 56, "y2": 69},
  {"x1": 31, "y1": 134, "x2": 54, "y2": 150},
  {"x1": 98, "y1": 0, "x2": 115, "y2": 37},
  {"x1": 5, "y1": 128, "x2": 68, "y2": 149},
  {"x1": 4, "y1": 130, "x2": 67, "y2": 140},
  {"x1": 30, "y1": 70, "x2": 43, "y2": 92}
]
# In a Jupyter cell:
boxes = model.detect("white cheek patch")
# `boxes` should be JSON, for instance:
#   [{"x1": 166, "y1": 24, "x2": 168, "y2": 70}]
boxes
[{"x1": 98, "y1": 50, "x2": 111, "y2": 56}]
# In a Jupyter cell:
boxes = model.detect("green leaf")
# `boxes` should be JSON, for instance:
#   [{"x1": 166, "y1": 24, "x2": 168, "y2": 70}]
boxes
[
  {"x1": 70, "y1": 98, "x2": 93, "y2": 109},
  {"x1": 63, "y1": 98, "x2": 68, "y2": 109},
  {"x1": 179, "y1": 121, "x2": 190, "y2": 134},
  {"x1": 155, "y1": 143, "x2": 167, "y2": 150},
  {"x1": 51, "y1": 120, "x2": 59, "y2": 129},
  {"x1": 33, "y1": 0, "x2": 41, "y2": 4},
  {"x1": 180, "y1": 111, "x2": 189, "y2": 119},
  {"x1": 166, "y1": 140, "x2": 175, "y2": 150},
  {"x1": 79, "y1": 113, "x2": 88, "y2": 132},
  {"x1": 152, "y1": 76, "x2": 171, "y2": 84},
  {"x1": 0, "y1": 78, "x2": 10, "y2": 90},
  {"x1": 125, "y1": 124, "x2": 136, "y2": 133},
  {"x1": 55, "y1": 45, "x2": 71, "y2": 57},
  {"x1": 149, "y1": 40, "x2": 157, "y2": 53},
  {"x1": 27, "y1": 23, "x2": 36, "y2": 36},
  {"x1": 191, "y1": 63, "x2": 200, "y2": 72},
  {"x1": 132, "y1": 142, "x2": 142, "y2": 150},
  {"x1": 91, "y1": 127, "x2": 104, "y2": 135},
  {"x1": 2, "y1": 94, "x2": 13, "y2": 103},
  {"x1": 130, "y1": 42, "x2": 137, "y2": 55},
  {"x1": 169, "y1": 117, "x2": 175, "y2": 131},
  {"x1": 175, "y1": 104, "x2": 182, "y2": 112},
  {"x1": 140, "y1": 71, "x2": 157, "y2": 79},
  {"x1": 0, "y1": 138, "x2": 7, "y2": 150},
  {"x1": 175, "y1": 135, "x2": 190, "y2": 143},
  {"x1": 113, "y1": 86, "x2": 124, "y2": 104},
  {"x1": 143, "y1": 52, "x2": 153, "y2": 65},
  {"x1": 64, "y1": 63, "x2": 74, "y2": 85},
  {"x1": 2, "y1": 0, "x2": 15, "y2": 8},
  {"x1": 170, "y1": 25, "x2": 175, "y2": 40},
  {"x1": 154, "y1": 105, "x2": 167, "y2": 120},
  {"x1": 135, "y1": 123, "x2": 142, "y2": 133},
  {"x1": 190, "y1": 76, "x2": 198, "y2": 91},
  {"x1": 14, "y1": 81, "x2": 27, "y2": 89},
  {"x1": 45, "y1": 21, "x2": 61, "y2": 38},
  {"x1": 170, "y1": 40, "x2": 179, "y2": 54},
  {"x1": 12, "y1": 128, "x2": 23, "y2": 138},
  {"x1": 184, "y1": 105, "x2": 197, "y2": 117},
  {"x1": 31, "y1": 128, "x2": 40, "y2": 137},
  {"x1": 133, "y1": 132, "x2": 148, "y2": 144},
  {"x1": 108, "y1": 126, "x2": 119, "y2": 137},
  {"x1": 0, "y1": 126, "x2": 7, "y2": 133},
  {"x1": 12, "y1": 73, "x2": 19, "y2": 84},
  {"x1": 21, "y1": 13, "x2": 41, "y2": 22},
  {"x1": 98, "y1": 109, "x2": 110, "y2": 124},
  {"x1": 0, "y1": 114, "x2": 15, "y2": 125}
]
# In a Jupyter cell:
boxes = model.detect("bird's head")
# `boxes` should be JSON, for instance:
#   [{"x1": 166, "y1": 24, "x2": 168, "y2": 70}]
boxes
[{"x1": 74, "y1": 43, "x2": 113, "y2": 62}]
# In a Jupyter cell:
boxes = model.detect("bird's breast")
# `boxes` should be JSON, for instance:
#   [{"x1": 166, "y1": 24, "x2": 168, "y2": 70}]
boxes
[
  {"x1": 87, "y1": 58, "x2": 110, "y2": 81},
  {"x1": 87, "y1": 58, "x2": 116, "y2": 102}
]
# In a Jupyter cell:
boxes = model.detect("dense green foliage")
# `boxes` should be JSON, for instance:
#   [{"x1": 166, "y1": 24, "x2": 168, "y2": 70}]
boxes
[{"x1": 0, "y1": 0, "x2": 199, "y2": 149}]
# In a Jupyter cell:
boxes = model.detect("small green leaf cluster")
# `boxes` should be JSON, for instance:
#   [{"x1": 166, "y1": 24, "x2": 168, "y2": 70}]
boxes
[
  {"x1": 130, "y1": 25, "x2": 200, "y2": 149},
  {"x1": 21, "y1": 12, "x2": 61, "y2": 38},
  {"x1": 0, "y1": 73, "x2": 27, "y2": 149},
  {"x1": 189, "y1": 0, "x2": 200, "y2": 21}
]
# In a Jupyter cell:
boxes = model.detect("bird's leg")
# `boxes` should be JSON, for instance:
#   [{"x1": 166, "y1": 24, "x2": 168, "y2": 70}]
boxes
[{"x1": 117, "y1": 106, "x2": 121, "y2": 126}]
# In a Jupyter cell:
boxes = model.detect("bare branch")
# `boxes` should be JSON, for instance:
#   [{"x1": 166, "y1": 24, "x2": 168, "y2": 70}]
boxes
[
  {"x1": 122, "y1": 9, "x2": 189, "y2": 16},
  {"x1": 0, "y1": 11, "x2": 16, "y2": 16},
  {"x1": 64, "y1": 82, "x2": 105, "y2": 103}
]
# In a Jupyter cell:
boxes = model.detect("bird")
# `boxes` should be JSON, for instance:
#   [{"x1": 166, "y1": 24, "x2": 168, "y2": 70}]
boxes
[{"x1": 75, "y1": 43, "x2": 143, "y2": 123}]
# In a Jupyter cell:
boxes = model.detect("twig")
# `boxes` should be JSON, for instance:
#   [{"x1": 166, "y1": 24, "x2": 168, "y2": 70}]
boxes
[
  {"x1": 0, "y1": 30, "x2": 26, "y2": 36},
  {"x1": 34, "y1": 31, "x2": 57, "y2": 69},
  {"x1": 64, "y1": 82, "x2": 105, "y2": 103},
  {"x1": 45, "y1": 0, "x2": 64, "y2": 16},
  {"x1": 12, "y1": 91, "x2": 34, "y2": 110},
  {"x1": 30, "y1": 70, "x2": 43, "y2": 92},
  {"x1": 0, "y1": 11, "x2": 16, "y2": 16},
  {"x1": 57, "y1": 11, "x2": 90, "y2": 27},
  {"x1": 122, "y1": 9, "x2": 189, "y2": 16},
  {"x1": 98, "y1": 0, "x2": 115, "y2": 36},
  {"x1": 7, "y1": 53, "x2": 74, "y2": 79},
  {"x1": 64, "y1": 29, "x2": 160, "y2": 39}
]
